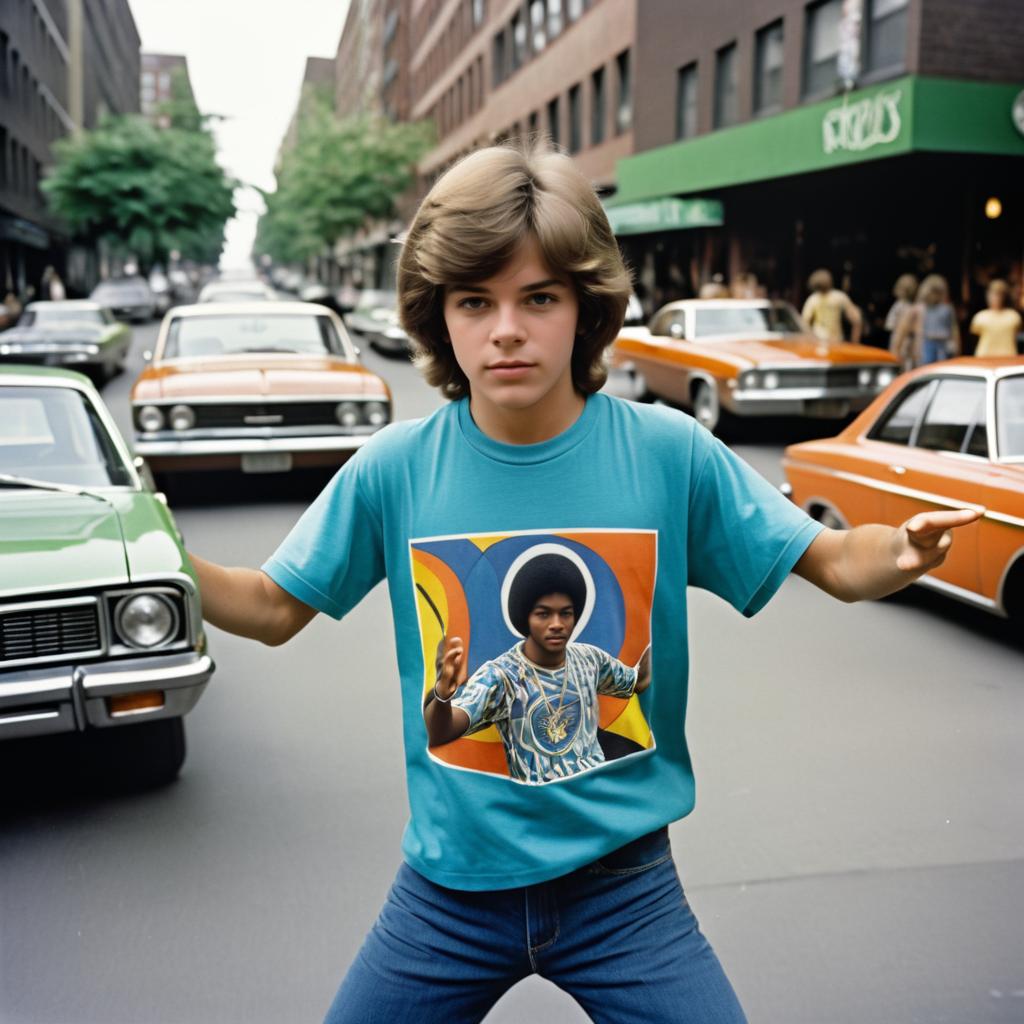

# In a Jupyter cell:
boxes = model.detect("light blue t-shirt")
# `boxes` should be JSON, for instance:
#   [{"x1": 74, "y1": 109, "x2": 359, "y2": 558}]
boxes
[{"x1": 262, "y1": 392, "x2": 823, "y2": 891}]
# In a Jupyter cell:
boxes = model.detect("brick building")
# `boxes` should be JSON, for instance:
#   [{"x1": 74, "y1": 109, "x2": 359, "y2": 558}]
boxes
[
  {"x1": 608, "y1": 0, "x2": 1024, "y2": 338},
  {"x1": 140, "y1": 53, "x2": 194, "y2": 128}
]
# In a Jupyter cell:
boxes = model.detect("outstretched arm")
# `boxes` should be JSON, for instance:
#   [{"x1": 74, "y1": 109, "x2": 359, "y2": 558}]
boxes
[
  {"x1": 793, "y1": 508, "x2": 982, "y2": 602},
  {"x1": 189, "y1": 552, "x2": 318, "y2": 646}
]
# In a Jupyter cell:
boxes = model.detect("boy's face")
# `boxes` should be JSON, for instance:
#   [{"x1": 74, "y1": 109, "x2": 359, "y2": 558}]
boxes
[
  {"x1": 442, "y1": 234, "x2": 580, "y2": 412},
  {"x1": 527, "y1": 592, "x2": 576, "y2": 654}
]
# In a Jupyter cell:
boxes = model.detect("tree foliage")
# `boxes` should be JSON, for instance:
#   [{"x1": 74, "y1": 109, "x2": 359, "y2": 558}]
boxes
[
  {"x1": 255, "y1": 96, "x2": 434, "y2": 265},
  {"x1": 42, "y1": 91, "x2": 237, "y2": 269}
]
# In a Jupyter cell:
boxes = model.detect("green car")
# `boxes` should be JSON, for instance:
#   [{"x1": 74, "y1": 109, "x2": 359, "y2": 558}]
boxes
[
  {"x1": 0, "y1": 301, "x2": 132, "y2": 384},
  {"x1": 0, "y1": 365, "x2": 214, "y2": 784}
]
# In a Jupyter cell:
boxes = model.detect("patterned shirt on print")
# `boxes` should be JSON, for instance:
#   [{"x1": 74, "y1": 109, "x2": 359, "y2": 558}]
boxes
[{"x1": 450, "y1": 641, "x2": 638, "y2": 784}]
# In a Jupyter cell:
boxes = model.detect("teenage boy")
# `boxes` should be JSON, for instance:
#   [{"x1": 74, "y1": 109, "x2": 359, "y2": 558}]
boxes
[
  {"x1": 426, "y1": 551, "x2": 652, "y2": 783},
  {"x1": 188, "y1": 144, "x2": 980, "y2": 1023}
]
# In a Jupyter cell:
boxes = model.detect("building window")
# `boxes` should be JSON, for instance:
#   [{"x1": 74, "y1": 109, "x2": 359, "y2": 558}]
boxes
[
  {"x1": 754, "y1": 21, "x2": 784, "y2": 114},
  {"x1": 865, "y1": 0, "x2": 908, "y2": 73},
  {"x1": 548, "y1": 0, "x2": 564, "y2": 40},
  {"x1": 472, "y1": 0, "x2": 486, "y2": 28},
  {"x1": 675, "y1": 62, "x2": 697, "y2": 139},
  {"x1": 803, "y1": 0, "x2": 841, "y2": 97},
  {"x1": 591, "y1": 65, "x2": 606, "y2": 145},
  {"x1": 530, "y1": 0, "x2": 546, "y2": 54},
  {"x1": 614, "y1": 48, "x2": 631, "y2": 134},
  {"x1": 0, "y1": 33, "x2": 9, "y2": 96},
  {"x1": 492, "y1": 29, "x2": 506, "y2": 86},
  {"x1": 713, "y1": 43, "x2": 737, "y2": 129},
  {"x1": 568, "y1": 83, "x2": 581, "y2": 153},
  {"x1": 511, "y1": 10, "x2": 527, "y2": 70},
  {"x1": 547, "y1": 95, "x2": 560, "y2": 146},
  {"x1": 0, "y1": 128, "x2": 6, "y2": 190}
]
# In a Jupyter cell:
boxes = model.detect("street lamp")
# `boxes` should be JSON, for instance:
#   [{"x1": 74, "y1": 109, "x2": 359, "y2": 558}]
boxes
[{"x1": 984, "y1": 196, "x2": 1003, "y2": 220}]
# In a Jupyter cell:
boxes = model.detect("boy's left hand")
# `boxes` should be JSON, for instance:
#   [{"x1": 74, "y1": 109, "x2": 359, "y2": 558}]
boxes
[{"x1": 893, "y1": 508, "x2": 983, "y2": 575}]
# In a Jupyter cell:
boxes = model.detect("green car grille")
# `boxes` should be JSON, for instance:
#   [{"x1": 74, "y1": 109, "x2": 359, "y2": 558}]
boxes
[{"x1": 1, "y1": 603, "x2": 102, "y2": 663}]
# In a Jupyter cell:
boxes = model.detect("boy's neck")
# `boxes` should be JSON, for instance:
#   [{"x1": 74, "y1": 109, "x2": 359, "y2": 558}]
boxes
[{"x1": 468, "y1": 376, "x2": 586, "y2": 446}]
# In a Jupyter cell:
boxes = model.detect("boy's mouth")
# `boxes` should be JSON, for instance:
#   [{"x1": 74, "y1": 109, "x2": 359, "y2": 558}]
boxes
[{"x1": 487, "y1": 360, "x2": 535, "y2": 378}]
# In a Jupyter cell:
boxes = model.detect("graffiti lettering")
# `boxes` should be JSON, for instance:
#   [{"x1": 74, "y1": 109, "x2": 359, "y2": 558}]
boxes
[{"x1": 822, "y1": 89, "x2": 902, "y2": 154}]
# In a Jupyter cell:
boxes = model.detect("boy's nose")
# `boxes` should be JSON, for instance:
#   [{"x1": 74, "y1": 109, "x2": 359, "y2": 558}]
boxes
[{"x1": 490, "y1": 305, "x2": 526, "y2": 344}]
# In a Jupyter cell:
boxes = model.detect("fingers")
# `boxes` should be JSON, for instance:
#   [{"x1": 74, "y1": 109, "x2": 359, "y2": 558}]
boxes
[
  {"x1": 905, "y1": 507, "x2": 983, "y2": 541},
  {"x1": 896, "y1": 528, "x2": 954, "y2": 572}
]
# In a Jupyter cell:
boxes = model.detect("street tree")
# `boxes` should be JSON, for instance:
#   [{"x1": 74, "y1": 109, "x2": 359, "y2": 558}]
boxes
[
  {"x1": 255, "y1": 97, "x2": 434, "y2": 266},
  {"x1": 42, "y1": 103, "x2": 237, "y2": 271}
]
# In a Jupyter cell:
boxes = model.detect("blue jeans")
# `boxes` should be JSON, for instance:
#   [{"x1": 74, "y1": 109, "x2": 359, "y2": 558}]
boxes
[
  {"x1": 921, "y1": 338, "x2": 949, "y2": 364},
  {"x1": 324, "y1": 827, "x2": 747, "y2": 1023}
]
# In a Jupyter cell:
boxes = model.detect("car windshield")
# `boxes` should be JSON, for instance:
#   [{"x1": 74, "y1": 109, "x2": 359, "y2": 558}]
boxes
[
  {"x1": 21, "y1": 306, "x2": 104, "y2": 326},
  {"x1": 92, "y1": 280, "x2": 149, "y2": 302},
  {"x1": 163, "y1": 314, "x2": 342, "y2": 358},
  {"x1": 202, "y1": 289, "x2": 271, "y2": 303},
  {"x1": 996, "y1": 375, "x2": 1024, "y2": 458},
  {"x1": 693, "y1": 304, "x2": 805, "y2": 338},
  {"x1": 0, "y1": 385, "x2": 132, "y2": 487}
]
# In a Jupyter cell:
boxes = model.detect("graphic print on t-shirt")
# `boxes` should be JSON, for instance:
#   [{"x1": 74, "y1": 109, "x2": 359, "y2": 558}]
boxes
[{"x1": 410, "y1": 529, "x2": 657, "y2": 785}]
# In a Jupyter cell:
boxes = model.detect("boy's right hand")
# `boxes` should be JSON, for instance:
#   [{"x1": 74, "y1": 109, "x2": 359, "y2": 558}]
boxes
[{"x1": 434, "y1": 635, "x2": 465, "y2": 701}]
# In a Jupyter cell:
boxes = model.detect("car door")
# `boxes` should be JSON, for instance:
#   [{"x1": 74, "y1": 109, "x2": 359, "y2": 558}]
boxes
[{"x1": 879, "y1": 376, "x2": 986, "y2": 595}]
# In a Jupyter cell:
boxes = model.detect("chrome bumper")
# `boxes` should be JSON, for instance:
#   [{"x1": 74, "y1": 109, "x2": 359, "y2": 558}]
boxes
[
  {"x1": 0, "y1": 651, "x2": 214, "y2": 741},
  {"x1": 133, "y1": 433, "x2": 371, "y2": 457},
  {"x1": 724, "y1": 385, "x2": 881, "y2": 417}
]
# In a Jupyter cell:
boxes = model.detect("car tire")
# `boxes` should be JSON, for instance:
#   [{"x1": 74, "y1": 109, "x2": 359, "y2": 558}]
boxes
[
  {"x1": 95, "y1": 717, "x2": 187, "y2": 789},
  {"x1": 691, "y1": 381, "x2": 720, "y2": 433}
]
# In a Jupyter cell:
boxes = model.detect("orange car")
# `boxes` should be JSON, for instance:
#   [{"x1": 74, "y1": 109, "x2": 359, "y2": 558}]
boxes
[
  {"x1": 782, "y1": 358, "x2": 1024, "y2": 622},
  {"x1": 612, "y1": 299, "x2": 900, "y2": 432},
  {"x1": 131, "y1": 302, "x2": 391, "y2": 475}
]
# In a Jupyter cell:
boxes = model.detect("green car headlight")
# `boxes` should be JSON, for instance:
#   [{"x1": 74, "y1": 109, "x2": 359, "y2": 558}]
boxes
[{"x1": 115, "y1": 593, "x2": 178, "y2": 649}]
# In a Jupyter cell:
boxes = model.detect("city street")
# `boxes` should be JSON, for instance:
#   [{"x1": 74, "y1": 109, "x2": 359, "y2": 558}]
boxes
[{"x1": 1, "y1": 320, "x2": 1022, "y2": 1024}]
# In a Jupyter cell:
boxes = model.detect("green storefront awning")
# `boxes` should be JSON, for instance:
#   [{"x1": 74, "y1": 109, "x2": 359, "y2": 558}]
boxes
[
  {"x1": 612, "y1": 75, "x2": 1024, "y2": 208},
  {"x1": 604, "y1": 197, "x2": 723, "y2": 235}
]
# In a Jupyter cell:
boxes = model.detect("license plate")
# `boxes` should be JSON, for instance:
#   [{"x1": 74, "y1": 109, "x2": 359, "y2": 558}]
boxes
[
  {"x1": 805, "y1": 399, "x2": 849, "y2": 418},
  {"x1": 241, "y1": 452, "x2": 293, "y2": 474}
]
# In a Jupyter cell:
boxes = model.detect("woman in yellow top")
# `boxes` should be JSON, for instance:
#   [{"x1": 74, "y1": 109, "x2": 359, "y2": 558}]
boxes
[
  {"x1": 970, "y1": 280, "x2": 1022, "y2": 357},
  {"x1": 801, "y1": 268, "x2": 863, "y2": 344}
]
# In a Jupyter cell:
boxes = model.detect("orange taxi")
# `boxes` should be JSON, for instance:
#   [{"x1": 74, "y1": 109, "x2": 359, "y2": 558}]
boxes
[
  {"x1": 612, "y1": 299, "x2": 899, "y2": 432},
  {"x1": 131, "y1": 302, "x2": 391, "y2": 475},
  {"x1": 782, "y1": 358, "x2": 1024, "y2": 622}
]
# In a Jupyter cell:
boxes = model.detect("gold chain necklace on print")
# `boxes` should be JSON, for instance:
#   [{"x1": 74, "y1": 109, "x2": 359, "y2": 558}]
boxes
[{"x1": 519, "y1": 649, "x2": 573, "y2": 747}]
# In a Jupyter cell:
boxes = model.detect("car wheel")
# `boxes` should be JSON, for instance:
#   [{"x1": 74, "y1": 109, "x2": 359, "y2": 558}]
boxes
[
  {"x1": 94, "y1": 717, "x2": 187, "y2": 789},
  {"x1": 691, "y1": 381, "x2": 720, "y2": 432}
]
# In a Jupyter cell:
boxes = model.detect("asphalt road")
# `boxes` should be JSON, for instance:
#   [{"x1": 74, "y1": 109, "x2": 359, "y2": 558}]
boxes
[{"x1": 2, "y1": 320, "x2": 1022, "y2": 1024}]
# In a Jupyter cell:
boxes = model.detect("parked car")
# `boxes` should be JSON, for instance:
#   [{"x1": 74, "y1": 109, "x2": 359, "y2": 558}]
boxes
[
  {"x1": 611, "y1": 299, "x2": 900, "y2": 432},
  {"x1": 345, "y1": 290, "x2": 411, "y2": 356},
  {"x1": 0, "y1": 301, "x2": 131, "y2": 384},
  {"x1": 90, "y1": 277, "x2": 157, "y2": 323},
  {"x1": 0, "y1": 365, "x2": 214, "y2": 784},
  {"x1": 781, "y1": 357, "x2": 1024, "y2": 622},
  {"x1": 197, "y1": 279, "x2": 278, "y2": 303},
  {"x1": 130, "y1": 302, "x2": 393, "y2": 477}
]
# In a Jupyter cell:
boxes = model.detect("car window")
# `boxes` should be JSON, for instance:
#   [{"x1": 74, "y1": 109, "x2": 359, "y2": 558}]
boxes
[
  {"x1": 693, "y1": 304, "x2": 803, "y2": 338},
  {"x1": 996, "y1": 375, "x2": 1024, "y2": 458},
  {"x1": 163, "y1": 314, "x2": 341, "y2": 358},
  {"x1": 916, "y1": 378, "x2": 987, "y2": 455},
  {"x1": 870, "y1": 380, "x2": 934, "y2": 445},
  {"x1": 0, "y1": 386, "x2": 132, "y2": 487},
  {"x1": 31, "y1": 306, "x2": 104, "y2": 325}
]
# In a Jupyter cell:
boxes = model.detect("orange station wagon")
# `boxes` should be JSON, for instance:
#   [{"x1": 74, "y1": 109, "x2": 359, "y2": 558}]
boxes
[
  {"x1": 612, "y1": 299, "x2": 900, "y2": 432},
  {"x1": 782, "y1": 358, "x2": 1024, "y2": 622},
  {"x1": 131, "y1": 302, "x2": 392, "y2": 476}
]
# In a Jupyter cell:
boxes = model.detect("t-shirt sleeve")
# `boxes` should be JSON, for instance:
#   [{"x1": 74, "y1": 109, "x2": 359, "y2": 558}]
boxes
[
  {"x1": 261, "y1": 453, "x2": 386, "y2": 620},
  {"x1": 969, "y1": 310, "x2": 985, "y2": 335},
  {"x1": 687, "y1": 426, "x2": 825, "y2": 617},
  {"x1": 593, "y1": 648, "x2": 638, "y2": 698},
  {"x1": 451, "y1": 662, "x2": 510, "y2": 734}
]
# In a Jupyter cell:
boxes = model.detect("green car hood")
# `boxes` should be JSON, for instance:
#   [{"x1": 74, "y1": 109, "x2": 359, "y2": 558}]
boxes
[{"x1": 0, "y1": 490, "x2": 192, "y2": 601}]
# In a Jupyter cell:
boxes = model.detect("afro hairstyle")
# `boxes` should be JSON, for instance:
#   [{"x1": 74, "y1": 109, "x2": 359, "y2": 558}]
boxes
[{"x1": 507, "y1": 553, "x2": 587, "y2": 637}]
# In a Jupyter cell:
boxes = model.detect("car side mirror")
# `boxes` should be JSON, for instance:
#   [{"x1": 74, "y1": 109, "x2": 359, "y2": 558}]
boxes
[{"x1": 669, "y1": 322, "x2": 686, "y2": 340}]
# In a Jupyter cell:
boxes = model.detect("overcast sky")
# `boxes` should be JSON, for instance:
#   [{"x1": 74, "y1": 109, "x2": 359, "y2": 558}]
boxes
[{"x1": 128, "y1": 0, "x2": 350, "y2": 268}]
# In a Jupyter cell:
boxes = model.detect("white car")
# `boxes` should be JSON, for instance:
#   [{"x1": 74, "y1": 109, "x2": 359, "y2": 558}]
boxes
[{"x1": 197, "y1": 280, "x2": 278, "y2": 304}]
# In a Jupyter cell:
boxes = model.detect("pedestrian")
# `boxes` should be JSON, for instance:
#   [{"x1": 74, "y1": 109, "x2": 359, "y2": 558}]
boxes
[
  {"x1": 884, "y1": 273, "x2": 918, "y2": 368},
  {"x1": 969, "y1": 279, "x2": 1022, "y2": 357},
  {"x1": 893, "y1": 274, "x2": 961, "y2": 366},
  {"x1": 801, "y1": 268, "x2": 863, "y2": 344},
  {"x1": 41, "y1": 266, "x2": 66, "y2": 302},
  {"x1": 184, "y1": 143, "x2": 979, "y2": 1023}
]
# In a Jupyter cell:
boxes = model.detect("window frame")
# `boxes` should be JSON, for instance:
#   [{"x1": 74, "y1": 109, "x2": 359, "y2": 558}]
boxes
[
  {"x1": 753, "y1": 20, "x2": 784, "y2": 116},
  {"x1": 713, "y1": 42, "x2": 738, "y2": 130},
  {"x1": 675, "y1": 62, "x2": 698, "y2": 140}
]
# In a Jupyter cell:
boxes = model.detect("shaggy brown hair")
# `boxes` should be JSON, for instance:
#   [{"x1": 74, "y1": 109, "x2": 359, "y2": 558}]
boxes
[{"x1": 397, "y1": 143, "x2": 632, "y2": 400}]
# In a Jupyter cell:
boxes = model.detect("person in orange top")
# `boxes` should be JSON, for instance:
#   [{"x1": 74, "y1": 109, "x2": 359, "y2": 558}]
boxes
[{"x1": 970, "y1": 279, "x2": 1022, "y2": 357}]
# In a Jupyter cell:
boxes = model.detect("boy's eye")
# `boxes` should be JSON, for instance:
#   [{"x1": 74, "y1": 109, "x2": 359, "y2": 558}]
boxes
[
  {"x1": 527, "y1": 293, "x2": 556, "y2": 306},
  {"x1": 457, "y1": 296, "x2": 487, "y2": 310}
]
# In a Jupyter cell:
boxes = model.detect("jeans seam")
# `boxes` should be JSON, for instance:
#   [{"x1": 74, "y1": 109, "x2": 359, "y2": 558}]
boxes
[
  {"x1": 587, "y1": 851, "x2": 673, "y2": 878},
  {"x1": 529, "y1": 914, "x2": 560, "y2": 957}
]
